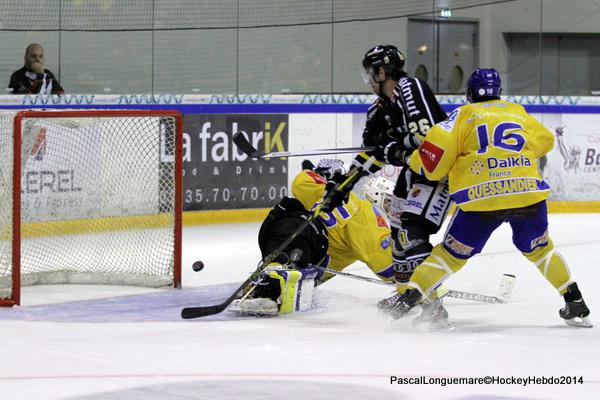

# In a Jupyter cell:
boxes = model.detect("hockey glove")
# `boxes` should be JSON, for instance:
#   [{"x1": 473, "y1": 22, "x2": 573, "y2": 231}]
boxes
[
  {"x1": 375, "y1": 141, "x2": 412, "y2": 166},
  {"x1": 321, "y1": 172, "x2": 354, "y2": 212},
  {"x1": 315, "y1": 159, "x2": 347, "y2": 180},
  {"x1": 301, "y1": 159, "x2": 315, "y2": 170}
]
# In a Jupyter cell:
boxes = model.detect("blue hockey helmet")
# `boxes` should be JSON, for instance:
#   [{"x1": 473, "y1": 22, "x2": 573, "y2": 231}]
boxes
[{"x1": 466, "y1": 68, "x2": 501, "y2": 103}]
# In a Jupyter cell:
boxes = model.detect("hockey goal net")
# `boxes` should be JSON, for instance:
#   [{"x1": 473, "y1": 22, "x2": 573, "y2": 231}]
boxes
[{"x1": 0, "y1": 110, "x2": 183, "y2": 306}]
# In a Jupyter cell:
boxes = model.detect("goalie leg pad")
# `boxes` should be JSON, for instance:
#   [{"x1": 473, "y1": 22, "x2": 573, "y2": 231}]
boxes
[{"x1": 250, "y1": 266, "x2": 320, "y2": 315}]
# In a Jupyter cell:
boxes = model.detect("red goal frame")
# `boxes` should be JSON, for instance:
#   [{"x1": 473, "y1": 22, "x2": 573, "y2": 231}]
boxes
[{"x1": 0, "y1": 109, "x2": 183, "y2": 306}]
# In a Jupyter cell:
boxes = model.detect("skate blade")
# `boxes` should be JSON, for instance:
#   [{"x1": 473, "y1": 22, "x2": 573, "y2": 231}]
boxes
[
  {"x1": 564, "y1": 316, "x2": 593, "y2": 328},
  {"x1": 412, "y1": 317, "x2": 455, "y2": 331},
  {"x1": 377, "y1": 305, "x2": 419, "y2": 319},
  {"x1": 413, "y1": 320, "x2": 455, "y2": 332}
]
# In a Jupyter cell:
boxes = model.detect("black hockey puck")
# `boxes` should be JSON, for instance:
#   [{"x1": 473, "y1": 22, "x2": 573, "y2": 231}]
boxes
[{"x1": 192, "y1": 261, "x2": 205, "y2": 272}]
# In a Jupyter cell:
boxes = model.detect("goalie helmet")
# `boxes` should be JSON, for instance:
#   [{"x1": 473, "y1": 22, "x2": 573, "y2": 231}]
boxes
[
  {"x1": 360, "y1": 176, "x2": 395, "y2": 215},
  {"x1": 362, "y1": 45, "x2": 406, "y2": 83},
  {"x1": 466, "y1": 67, "x2": 501, "y2": 103},
  {"x1": 315, "y1": 159, "x2": 346, "y2": 180}
]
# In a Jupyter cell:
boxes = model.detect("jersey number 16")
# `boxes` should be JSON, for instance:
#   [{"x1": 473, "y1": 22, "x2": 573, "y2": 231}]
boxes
[{"x1": 476, "y1": 122, "x2": 525, "y2": 154}]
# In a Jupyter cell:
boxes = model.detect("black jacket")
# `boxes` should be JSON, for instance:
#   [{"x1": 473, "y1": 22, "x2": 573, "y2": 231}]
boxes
[{"x1": 8, "y1": 66, "x2": 64, "y2": 95}]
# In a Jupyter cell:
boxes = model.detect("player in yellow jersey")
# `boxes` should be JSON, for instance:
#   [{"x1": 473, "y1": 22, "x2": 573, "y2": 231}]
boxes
[
  {"x1": 379, "y1": 68, "x2": 591, "y2": 327},
  {"x1": 230, "y1": 159, "x2": 403, "y2": 316},
  {"x1": 292, "y1": 160, "x2": 395, "y2": 279}
]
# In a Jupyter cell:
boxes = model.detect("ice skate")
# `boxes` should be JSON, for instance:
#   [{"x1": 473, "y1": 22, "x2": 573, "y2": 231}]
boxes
[
  {"x1": 413, "y1": 298, "x2": 454, "y2": 330},
  {"x1": 379, "y1": 289, "x2": 421, "y2": 320},
  {"x1": 377, "y1": 292, "x2": 403, "y2": 312},
  {"x1": 560, "y1": 283, "x2": 592, "y2": 328}
]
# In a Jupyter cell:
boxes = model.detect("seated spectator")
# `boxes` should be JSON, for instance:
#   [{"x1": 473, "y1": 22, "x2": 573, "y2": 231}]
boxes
[{"x1": 8, "y1": 43, "x2": 64, "y2": 95}]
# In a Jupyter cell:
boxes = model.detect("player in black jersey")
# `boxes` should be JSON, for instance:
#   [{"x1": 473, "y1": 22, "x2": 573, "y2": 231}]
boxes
[{"x1": 325, "y1": 45, "x2": 452, "y2": 319}]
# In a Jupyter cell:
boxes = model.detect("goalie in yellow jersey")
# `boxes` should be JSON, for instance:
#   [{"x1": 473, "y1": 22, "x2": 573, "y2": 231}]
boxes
[
  {"x1": 229, "y1": 159, "x2": 445, "y2": 317},
  {"x1": 230, "y1": 159, "x2": 397, "y2": 316},
  {"x1": 379, "y1": 68, "x2": 592, "y2": 328}
]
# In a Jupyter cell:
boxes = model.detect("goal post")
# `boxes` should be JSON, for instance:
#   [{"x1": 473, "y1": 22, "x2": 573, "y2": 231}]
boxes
[{"x1": 0, "y1": 109, "x2": 183, "y2": 306}]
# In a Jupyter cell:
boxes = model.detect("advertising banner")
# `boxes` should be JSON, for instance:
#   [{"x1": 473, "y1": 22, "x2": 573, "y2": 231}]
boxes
[
  {"x1": 21, "y1": 122, "x2": 99, "y2": 222},
  {"x1": 183, "y1": 114, "x2": 289, "y2": 211},
  {"x1": 538, "y1": 113, "x2": 600, "y2": 200},
  {"x1": 20, "y1": 117, "x2": 171, "y2": 222}
]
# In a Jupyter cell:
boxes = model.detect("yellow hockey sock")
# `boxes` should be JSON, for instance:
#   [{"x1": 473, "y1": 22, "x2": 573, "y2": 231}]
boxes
[
  {"x1": 522, "y1": 239, "x2": 572, "y2": 294},
  {"x1": 406, "y1": 244, "x2": 467, "y2": 296},
  {"x1": 395, "y1": 283, "x2": 411, "y2": 295}
]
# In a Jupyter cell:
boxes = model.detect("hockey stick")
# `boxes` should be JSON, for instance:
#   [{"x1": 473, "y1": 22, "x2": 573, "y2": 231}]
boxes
[
  {"x1": 233, "y1": 132, "x2": 374, "y2": 159},
  {"x1": 317, "y1": 266, "x2": 515, "y2": 304},
  {"x1": 181, "y1": 165, "x2": 368, "y2": 319}
]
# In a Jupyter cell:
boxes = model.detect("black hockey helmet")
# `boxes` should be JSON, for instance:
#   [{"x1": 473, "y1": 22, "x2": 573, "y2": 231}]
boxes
[{"x1": 362, "y1": 45, "x2": 406, "y2": 82}]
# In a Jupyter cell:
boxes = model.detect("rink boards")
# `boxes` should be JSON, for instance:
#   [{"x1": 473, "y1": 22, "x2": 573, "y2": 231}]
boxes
[{"x1": 1, "y1": 94, "x2": 599, "y2": 224}]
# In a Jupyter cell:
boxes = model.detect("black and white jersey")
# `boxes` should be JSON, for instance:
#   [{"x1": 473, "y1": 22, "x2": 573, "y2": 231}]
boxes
[
  {"x1": 393, "y1": 76, "x2": 447, "y2": 144},
  {"x1": 361, "y1": 76, "x2": 446, "y2": 152},
  {"x1": 353, "y1": 75, "x2": 447, "y2": 174}
]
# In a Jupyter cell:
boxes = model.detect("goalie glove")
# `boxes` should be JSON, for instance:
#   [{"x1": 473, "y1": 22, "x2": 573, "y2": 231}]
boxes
[
  {"x1": 321, "y1": 167, "x2": 368, "y2": 212},
  {"x1": 322, "y1": 172, "x2": 352, "y2": 212},
  {"x1": 314, "y1": 158, "x2": 346, "y2": 180},
  {"x1": 302, "y1": 159, "x2": 347, "y2": 181}
]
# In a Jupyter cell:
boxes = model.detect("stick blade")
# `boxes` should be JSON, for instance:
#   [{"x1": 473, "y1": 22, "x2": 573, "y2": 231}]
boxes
[
  {"x1": 181, "y1": 304, "x2": 227, "y2": 319},
  {"x1": 181, "y1": 276, "x2": 254, "y2": 319},
  {"x1": 233, "y1": 132, "x2": 263, "y2": 158},
  {"x1": 496, "y1": 274, "x2": 516, "y2": 303}
]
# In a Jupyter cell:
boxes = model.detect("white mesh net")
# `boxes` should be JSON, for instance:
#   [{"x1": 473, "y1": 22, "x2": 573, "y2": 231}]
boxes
[{"x1": 0, "y1": 110, "x2": 181, "y2": 305}]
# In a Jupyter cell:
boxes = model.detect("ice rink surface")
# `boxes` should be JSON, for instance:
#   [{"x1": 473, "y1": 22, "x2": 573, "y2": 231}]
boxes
[{"x1": 1, "y1": 214, "x2": 599, "y2": 399}]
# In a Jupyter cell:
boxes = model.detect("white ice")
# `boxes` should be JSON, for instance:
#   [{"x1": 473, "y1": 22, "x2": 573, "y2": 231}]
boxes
[{"x1": 1, "y1": 214, "x2": 599, "y2": 399}]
